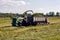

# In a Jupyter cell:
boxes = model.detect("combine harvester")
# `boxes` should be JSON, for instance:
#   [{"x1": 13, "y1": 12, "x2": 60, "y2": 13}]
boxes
[{"x1": 12, "y1": 10, "x2": 49, "y2": 26}]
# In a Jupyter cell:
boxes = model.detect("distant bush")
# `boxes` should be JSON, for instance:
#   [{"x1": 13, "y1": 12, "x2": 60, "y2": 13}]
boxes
[
  {"x1": 0, "y1": 13, "x2": 23, "y2": 18},
  {"x1": 33, "y1": 13, "x2": 44, "y2": 17}
]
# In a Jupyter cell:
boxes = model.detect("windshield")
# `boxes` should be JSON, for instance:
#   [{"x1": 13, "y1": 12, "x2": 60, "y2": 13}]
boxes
[{"x1": 16, "y1": 17, "x2": 23, "y2": 23}]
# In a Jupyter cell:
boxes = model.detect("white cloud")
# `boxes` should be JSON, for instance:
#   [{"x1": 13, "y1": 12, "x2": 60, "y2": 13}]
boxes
[
  {"x1": 20, "y1": 1, "x2": 26, "y2": 5},
  {"x1": 0, "y1": 0, "x2": 26, "y2": 7},
  {"x1": 33, "y1": 7, "x2": 59, "y2": 14},
  {"x1": 0, "y1": 0, "x2": 29, "y2": 13},
  {"x1": 32, "y1": 8, "x2": 46, "y2": 13}
]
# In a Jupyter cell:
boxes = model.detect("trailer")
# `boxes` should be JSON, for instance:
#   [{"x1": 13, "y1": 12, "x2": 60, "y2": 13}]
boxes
[
  {"x1": 12, "y1": 10, "x2": 49, "y2": 26},
  {"x1": 33, "y1": 17, "x2": 48, "y2": 24}
]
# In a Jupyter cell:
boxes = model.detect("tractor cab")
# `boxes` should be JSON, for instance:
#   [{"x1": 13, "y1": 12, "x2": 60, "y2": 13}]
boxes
[
  {"x1": 16, "y1": 17, "x2": 24, "y2": 26},
  {"x1": 23, "y1": 10, "x2": 33, "y2": 26},
  {"x1": 12, "y1": 10, "x2": 34, "y2": 26}
]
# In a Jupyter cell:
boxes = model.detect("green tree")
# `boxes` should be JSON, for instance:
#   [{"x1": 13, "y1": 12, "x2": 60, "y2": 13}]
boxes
[
  {"x1": 33, "y1": 13, "x2": 44, "y2": 17},
  {"x1": 49, "y1": 12, "x2": 55, "y2": 16},
  {"x1": 56, "y1": 12, "x2": 60, "y2": 16}
]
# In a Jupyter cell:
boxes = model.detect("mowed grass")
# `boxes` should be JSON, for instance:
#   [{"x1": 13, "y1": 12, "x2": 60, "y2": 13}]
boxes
[
  {"x1": 0, "y1": 18, "x2": 11, "y2": 23},
  {"x1": 0, "y1": 17, "x2": 60, "y2": 40},
  {"x1": 0, "y1": 18, "x2": 11, "y2": 27}
]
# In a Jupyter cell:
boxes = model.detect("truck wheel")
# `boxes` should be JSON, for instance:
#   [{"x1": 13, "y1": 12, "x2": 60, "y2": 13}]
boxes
[
  {"x1": 32, "y1": 22, "x2": 37, "y2": 26},
  {"x1": 17, "y1": 22, "x2": 21, "y2": 26},
  {"x1": 12, "y1": 23, "x2": 16, "y2": 26},
  {"x1": 22, "y1": 21, "x2": 27, "y2": 26}
]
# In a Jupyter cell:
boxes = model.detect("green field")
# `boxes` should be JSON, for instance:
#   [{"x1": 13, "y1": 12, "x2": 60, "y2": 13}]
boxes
[{"x1": 0, "y1": 17, "x2": 60, "y2": 40}]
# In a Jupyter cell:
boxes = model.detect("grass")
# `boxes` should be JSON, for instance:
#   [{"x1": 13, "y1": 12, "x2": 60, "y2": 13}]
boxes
[
  {"x1": 0, "y1": 17, "x2": 60, "y2": 40},
  {"x1": 0, "y1": 18, "x2": 11, "y2": 23}
]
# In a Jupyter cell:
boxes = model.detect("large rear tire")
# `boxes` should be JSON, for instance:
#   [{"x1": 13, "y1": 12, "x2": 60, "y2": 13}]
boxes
[
  {"x1": 17, "y1": 22, "x2": 21, "y2": 26},
  {"x1": 32, "y1": 22, "x2": 37, "y2": 26}
]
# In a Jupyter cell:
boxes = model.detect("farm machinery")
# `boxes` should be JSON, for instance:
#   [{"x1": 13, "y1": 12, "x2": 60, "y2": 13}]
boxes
[{"x1": 12, "y1": 10, "x2": 49, "y2": 26}]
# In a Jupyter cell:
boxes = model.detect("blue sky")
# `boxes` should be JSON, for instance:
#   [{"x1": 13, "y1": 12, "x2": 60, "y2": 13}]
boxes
[{"x1": 0, "y1": 0, "x2": 60, "y2": 14}]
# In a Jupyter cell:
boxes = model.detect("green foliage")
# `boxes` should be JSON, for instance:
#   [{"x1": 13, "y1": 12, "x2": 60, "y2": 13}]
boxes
[
  {"x1": 56, "y1": 12, "x2": 60, "y2": 16},
  {"x1": 49, "y1": 12, "x2": 55, "y2": 16},
  {"x1": 45, "y1": 12, "x2": 60, "y2": 17},
  {"x1": 0, "y1": 11, "x2": 44, "y2": 18},
  {"x1": 33, "y1": 13, "x2": 44, "y2": 17}
]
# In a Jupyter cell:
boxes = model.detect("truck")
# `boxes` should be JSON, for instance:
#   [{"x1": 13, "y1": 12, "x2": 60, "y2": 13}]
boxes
[{"x1": 12, "y1": 10, "x2": 49, "y2": 26}]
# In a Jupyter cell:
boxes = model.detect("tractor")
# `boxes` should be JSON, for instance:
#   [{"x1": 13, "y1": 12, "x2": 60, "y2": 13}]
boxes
[{"x1": 12, "y1": 10, "x2": 49, "y2": 26}]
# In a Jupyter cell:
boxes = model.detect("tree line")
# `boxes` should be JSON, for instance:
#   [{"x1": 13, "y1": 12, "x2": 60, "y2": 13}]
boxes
[
  {"x1": 0, "y1": 11, "x2": 60, "y2": 18},
  {"x1": 0, "y1": 12, "x2": 44, "y2": 18},
  {"x1": 0, "y1": 13, "x2": 23, "y2": 18},
  {"x1": 45, "y1": 12, "x2": 60, "y2": 17}
]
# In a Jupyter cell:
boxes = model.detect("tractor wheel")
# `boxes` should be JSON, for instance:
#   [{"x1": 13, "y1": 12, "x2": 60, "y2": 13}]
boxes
[
  {"x1": 32, "y1": 22, "x2": 37, "y2": 26},
  {"x1": 17, "y1": 22, "x2": 21, "y2": 26}
]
